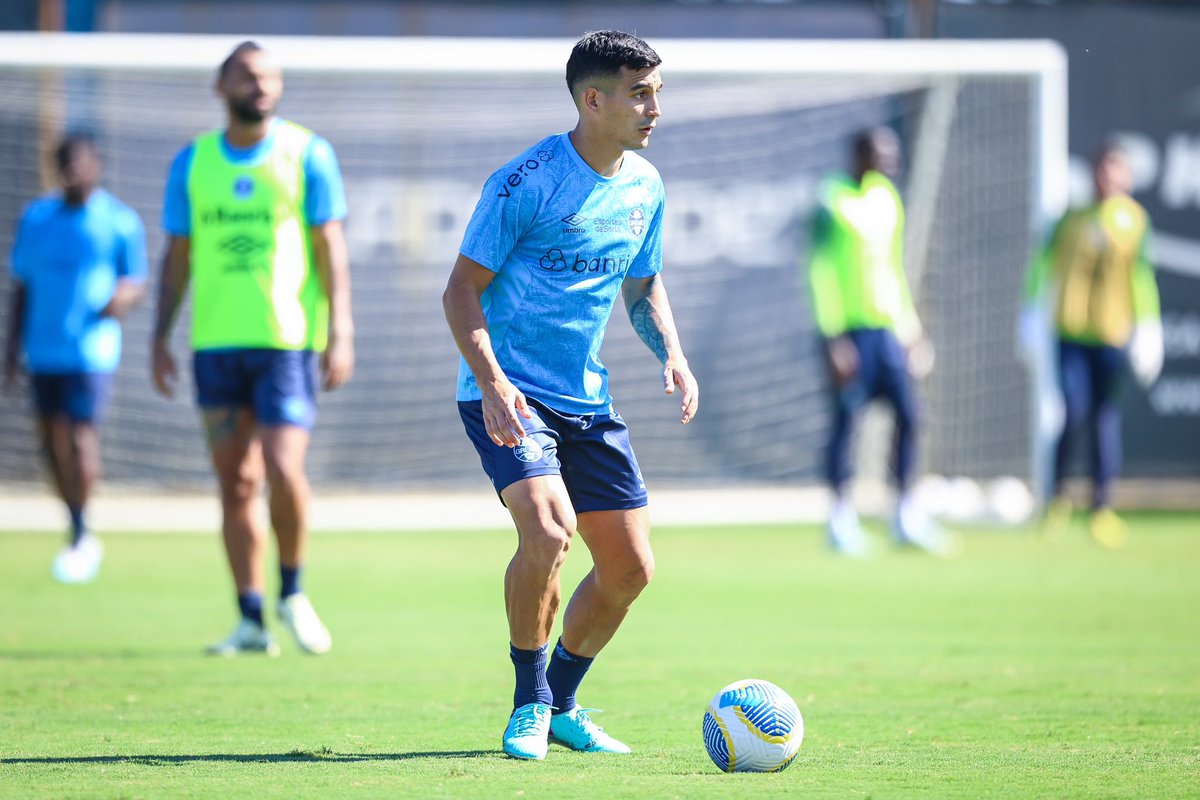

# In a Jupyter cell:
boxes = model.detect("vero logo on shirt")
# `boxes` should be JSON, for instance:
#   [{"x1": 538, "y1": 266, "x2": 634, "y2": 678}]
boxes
[{"x1": 538, "y1": 248, "x2": 631, "y2": 275}]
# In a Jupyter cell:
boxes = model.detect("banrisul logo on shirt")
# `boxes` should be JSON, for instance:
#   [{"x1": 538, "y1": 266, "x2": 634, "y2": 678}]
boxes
[
  {"x1": 233, "y1": 175, "x2": 254, "y2": 199},
  {"x1": 538, "y1": 248, "x2": 631, "y2": 275}
]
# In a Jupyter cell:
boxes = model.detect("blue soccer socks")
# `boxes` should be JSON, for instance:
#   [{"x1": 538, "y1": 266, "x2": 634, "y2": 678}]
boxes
[
  {"x1": 237, "y1": 591, "x2": 265, "y2": 626},
  {"x1": 68, "y1": 504, "x2": 86, "y2": 547},
  {"x1": 279, "y1": 564, "x2": 301, "y2": 599},
  {"x1": 510, "y1": 642, "x2": 553, "y2": 709},
  {"x1": 546, "y1": 638, "x2": 594, "y2": 715}
]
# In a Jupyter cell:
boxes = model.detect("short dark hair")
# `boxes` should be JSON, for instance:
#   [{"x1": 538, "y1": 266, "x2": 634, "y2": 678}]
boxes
[
  {"x1": 566, "y1": 30, "x2": 661, "y2": 96},
  {"x1": 219, "y1": 40, "x2": 265, "y2": 79},
  {"x1": 55, "y1": 133, "x2": 98, "y2": 170},
  {"x1": 853, "y1": 126, "x2": 898, "y2": 160},
  {"x1": 1093, "y1": 138, "x2": 1127, "y2": 166}
]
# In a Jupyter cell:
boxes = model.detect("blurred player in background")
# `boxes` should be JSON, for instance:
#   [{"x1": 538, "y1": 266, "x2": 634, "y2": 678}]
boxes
[
  {"x1": 807, "y1": 126, "x2": 946, "y2": 557},
  {"x1": 4, "y1": 135, "x2": 147, "y2": 583},
  {"x1": 1022, "y1": 142, "x2": 1161, "y2": 549},
  {"x1": 152, "y1": 41, "x2": 353, "y2": 655},
  {"x1": 443, "y1": 31, "x2": 697, "y2": 760}
]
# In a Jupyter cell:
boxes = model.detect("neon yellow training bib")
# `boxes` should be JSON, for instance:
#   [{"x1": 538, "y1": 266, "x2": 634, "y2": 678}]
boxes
[{"x1": 187, "y1": 120, "x2": 327, "y2": 351}]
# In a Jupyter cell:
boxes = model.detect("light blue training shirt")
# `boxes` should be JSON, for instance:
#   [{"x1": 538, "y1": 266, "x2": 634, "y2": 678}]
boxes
[
  {"x1": 457, "y1": 132, "x2": 666, "y2": 415},
  {"x1": 11, "y1": 188, "x2": 147, "y2": 373},
  {"x1": 162, "y1": 118, "x2": 348, "y2": 234}
]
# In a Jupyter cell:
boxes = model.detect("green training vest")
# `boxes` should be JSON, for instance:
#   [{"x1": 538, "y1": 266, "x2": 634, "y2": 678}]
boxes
[
  {"x1": 807, "y1": 171, "x2": 919, "y2": 342},
  {"x1": 187, "y1": 120, "x2": 327, "y2": 351}
]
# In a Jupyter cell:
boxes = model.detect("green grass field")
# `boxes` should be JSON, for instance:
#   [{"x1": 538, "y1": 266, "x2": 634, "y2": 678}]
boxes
[{"x1": 2, "y1": 514, "x2": 1198, "y2": 799}]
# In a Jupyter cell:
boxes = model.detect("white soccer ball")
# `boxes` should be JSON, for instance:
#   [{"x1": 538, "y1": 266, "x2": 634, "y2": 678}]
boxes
[
  {"x1": 702, "y1": 679, "x2": 804, "y2": 773},
  {"x1": 985, "y1": 476, "x2": 1035, "y2": 525}
]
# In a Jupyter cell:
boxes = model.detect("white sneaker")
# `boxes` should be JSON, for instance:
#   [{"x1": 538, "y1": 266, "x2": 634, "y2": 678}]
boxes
[
  {"x1": 893, "y1": 499, "x2": 958, "y2": 557},
  {"x1": 827, "y1": 501, "x2": 869, "y2": 557},
  {"x1": 51, "y1": 534, "x2": 103, "y2": 584},
  {"x1": 207, "y1": 618, "x2": 281, "y2": 657},
  {"x1": 279, "y1": 593, "x2": 332, "y2": 655}
]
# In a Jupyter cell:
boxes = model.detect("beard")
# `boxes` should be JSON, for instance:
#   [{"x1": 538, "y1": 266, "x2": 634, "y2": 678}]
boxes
[{"x1": 229, "y1": 96, "x2": 273, "y2": 123}]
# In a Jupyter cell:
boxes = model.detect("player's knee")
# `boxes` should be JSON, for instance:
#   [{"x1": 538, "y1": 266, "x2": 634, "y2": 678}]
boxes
[
  {"x1": 262, "y1": 451, "x2": 306, "y2": 490},
  {"x1": 628, "y1": 554, "x2": 655, "y2": 594},
  {"x1": 219, "y1": 470, "x2": 261, "y2": 505},
  {"x1": 518, "y1": 504, "x2": 575, "y2": 561},
  {"x1": 522, "y1": 523, "x2": 573, "y2": 565},
  {"x1": 605, "y1": 553, "x2": 655, "y2": 602}
]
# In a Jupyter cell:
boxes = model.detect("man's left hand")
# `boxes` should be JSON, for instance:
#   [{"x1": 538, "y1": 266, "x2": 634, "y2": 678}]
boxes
[
  {"x1": 322, "y1": 334, "x2": 355, "y2": 391},
  {"x1": 664, "y1": 357, "x2": 699, "y2": 425},
  {"x1": 906, "y1": 336, "x2": 935, "y2": 380}
]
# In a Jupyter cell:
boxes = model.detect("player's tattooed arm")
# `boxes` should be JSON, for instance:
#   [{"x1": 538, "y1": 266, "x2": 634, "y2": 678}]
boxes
[
  {"x1": 623, "y1": 273, "x2": 700, "y2": 424},
  {"x1": 625, "y1": 274, "x2": 677, "y2": 364}
]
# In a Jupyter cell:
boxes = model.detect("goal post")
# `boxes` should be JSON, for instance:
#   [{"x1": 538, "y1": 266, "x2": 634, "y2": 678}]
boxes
[{"x1": 0, "y1": 33, "x2": 1067, "y2": 507}]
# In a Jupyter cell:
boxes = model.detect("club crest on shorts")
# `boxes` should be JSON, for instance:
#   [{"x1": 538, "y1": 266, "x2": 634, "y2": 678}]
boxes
[{"x1": 514, "y1": 436, "x2": 544, "y2": 463}]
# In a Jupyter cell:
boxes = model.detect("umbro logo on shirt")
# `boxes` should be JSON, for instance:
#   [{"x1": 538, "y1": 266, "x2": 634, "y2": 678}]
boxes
[{"x1": 561, "y1": 213, "x2": 588, "y2": 233}]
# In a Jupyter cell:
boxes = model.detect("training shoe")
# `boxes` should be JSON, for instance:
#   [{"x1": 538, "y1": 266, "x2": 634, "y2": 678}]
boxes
[
  {"x1": 549, "y1": 707, "x2": 631, "y2": 754},
  {"x1": 893, "y1": 503, "x2": 957, "y2": 557},
  {"x1": 1088, "y1": 508, "x2": 1128, "y2": 550},
  {"x1": 826, "y1": 503, "x2": 869, "y2": 557},
  {"x1": 1041, "y1": 496, "x2": 1073, "y2": 538},
  {"x1": 206, "y1": 618, "x2": 281, "y2": 657},
  {"x1": 279, "y1": 593, "x2": 333, "y2": 655},
  {"x1": 51, "y1": 533, "x2": 103, "y2": 584},
  {"x1": 503, "y1": 702, "x2": 552, "y2": 760}
]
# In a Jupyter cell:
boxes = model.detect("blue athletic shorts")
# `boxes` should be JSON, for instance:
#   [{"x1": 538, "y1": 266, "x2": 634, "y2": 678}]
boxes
[
  {"x1": 193, "y1": 349, "x2": 318, "y2": 429},
  {"x1": 31, "y1": 372, "x2": 113, "y2": 423},
  {"x1": 458, "y1": 397, "x2": 649, "y2": 513},
  {"x1": 834, "y1": 328, "x2": 915, "y2": 415}
]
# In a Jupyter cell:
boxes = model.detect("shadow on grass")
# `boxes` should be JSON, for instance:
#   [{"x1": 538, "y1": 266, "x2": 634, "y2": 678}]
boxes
[{"x1": 1, "y1": 750, "x2": 496, "y2": 765}]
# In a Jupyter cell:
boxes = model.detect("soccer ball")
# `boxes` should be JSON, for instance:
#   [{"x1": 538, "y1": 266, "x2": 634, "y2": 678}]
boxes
[{"x1": 702, "y1": 679, "x2": 803, "y2": 772}]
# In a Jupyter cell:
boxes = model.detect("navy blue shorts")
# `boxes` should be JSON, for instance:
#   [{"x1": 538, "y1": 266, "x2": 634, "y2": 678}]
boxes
[
  {"x1": 31, "y1": 372, "x2": 113, "y2": 423},
  {"x1": 458, "y1": 397, "x2": 649, "y2": 513},
  {"x1": 193, "y1": 349, "x2": 318, "y2": 429},
  {"x1": 833, "y1": 328, "x2": 916, "y2": 417}
]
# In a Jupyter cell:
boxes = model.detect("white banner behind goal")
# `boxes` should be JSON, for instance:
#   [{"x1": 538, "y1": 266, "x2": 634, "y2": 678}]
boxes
[{"x1": 0, "y1": 34, "x2": 1066, "y2": 493}]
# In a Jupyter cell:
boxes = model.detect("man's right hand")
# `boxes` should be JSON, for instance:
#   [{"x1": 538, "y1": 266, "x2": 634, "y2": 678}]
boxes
[
  {"x1": 481, "y1": 377, "x2": 533, "y2": 448},
  {"x1": 151, "y1": 338, "x2": 178, "y2": 398},
  {"x1": 827, "y1": 335, "x2": 859, "y2": 387}
]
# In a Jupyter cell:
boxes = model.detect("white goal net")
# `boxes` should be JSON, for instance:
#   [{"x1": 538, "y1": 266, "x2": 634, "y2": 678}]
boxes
[{"x1": 0, "y1": 34, "x2": 1066, "y2": 495}]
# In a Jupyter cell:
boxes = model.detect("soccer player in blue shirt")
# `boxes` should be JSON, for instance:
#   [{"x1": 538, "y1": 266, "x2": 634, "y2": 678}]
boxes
[
  {"x1": 153, "y1": 42, "x2": 353, "y2": 656},
  {"x1": 4, "y1": 135, "x2": 147, "y2": 583},
  {"x1": 444, "y1": 31, "x2": 699, "y2": 760}
]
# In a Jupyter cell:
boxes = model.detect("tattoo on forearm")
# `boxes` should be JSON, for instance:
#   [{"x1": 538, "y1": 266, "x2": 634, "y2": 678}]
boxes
[
  {"x1": 630, "y1": 296, "x2": 676, "y2": 364},
  {"x1": 203, "y1": 409, "x2": 239, "y2": 447}
]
